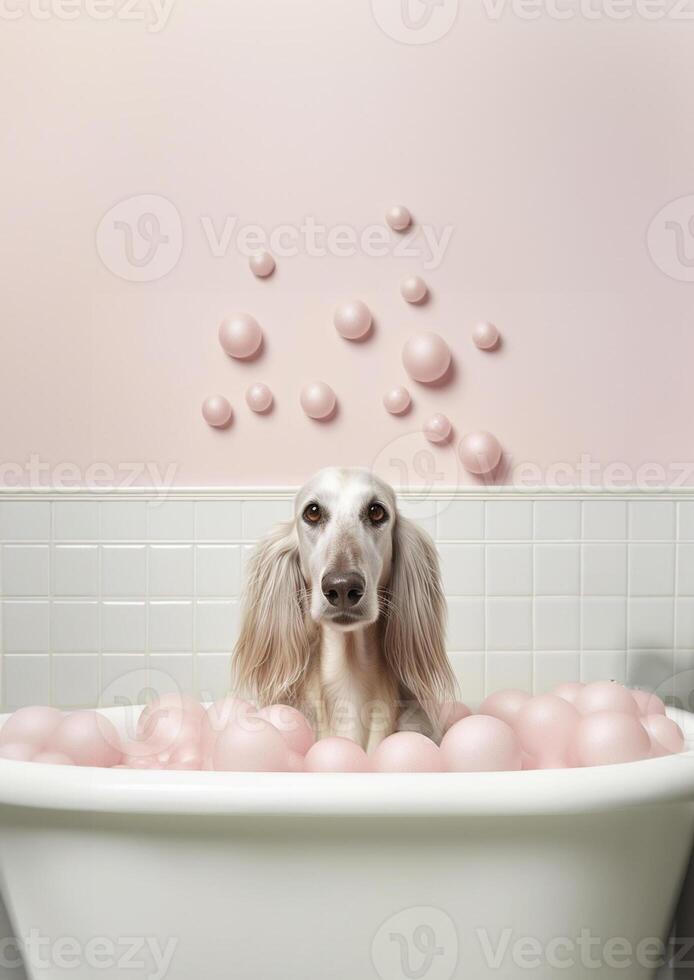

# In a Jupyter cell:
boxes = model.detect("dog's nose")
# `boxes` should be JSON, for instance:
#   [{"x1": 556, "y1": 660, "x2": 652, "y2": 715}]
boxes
[{"x1": 321, "y1": 571, "x2": 365, "y2": 610}]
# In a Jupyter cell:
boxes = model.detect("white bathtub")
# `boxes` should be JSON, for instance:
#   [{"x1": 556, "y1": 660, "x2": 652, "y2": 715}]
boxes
[{"x1": 1, "y1": 706, "x2": 694, "y2": 980}]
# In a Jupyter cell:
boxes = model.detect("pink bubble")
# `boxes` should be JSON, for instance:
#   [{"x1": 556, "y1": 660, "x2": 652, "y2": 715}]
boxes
[
  {"x1": 51, "y1": 711, "x2": 122, "y2": 768},
  {"x1": 121, "y1": 738, "x2": 162, "y2": 767},
  {"x1": 202, "y1": 697, "x2": 256, "y2": 756},
  {"x1": 0, "y1": 705, "x2": 63, "y2": 749},
  {"x1": 441, "y1": 715, "x2": 522, "y2": 772},
  {"x1": 213, "y1": 718, "x2": 291, "y2": 772},
  {"x1": 436, "y1": 701, "x2": 472, "y2": 735},
  {"x1": 0, "y1": 743, "x2": 35, "y2": 762},
  {"x1": 571, "y1": 712, "x2": 651, "y2": 767},
  {"x1": 254, "y1": 704, "x2": 315, "y2": 756},
  {"x1": 137, "y1": 694, "x2": 205, "y2": 738},
  {"x1": 167, "y1": 743, "x2": 205, "y2": 771},
  {"x1": 522, "y1": 752, "x2": 539, "y2": 770},
  {"x1": 479, "y1": 689, "x2": 531, "y2": 727},
  {"x1": 245, "y1": 383, "x2": 273, "y2": 413},
  {"x1": 138, "y1": 709, "x2": 202, "y2": 765},
  {"x1": 219, "y1": 313, "x2": 263, "y2": 360},
  {"x1": 300, "y1": 381, "x2": 336, "y2": 420},
  {"x1": 32, "y1": 752, "x2": 75, "y2": 766},
  {"x1": 552, "y1": 682, "x2": 585, "y2": 705},
  {"x1": 642, "y1": 714, "x2": 684, "y2": 757},
  {"x1": 400, "y1": 276, "x2": 428, "y2": 304},
  {"x1": 333, "y1": 300, "x2": 372, "y2": 340},
  {"x1": 383, "y1": 386, "x2": 411, "y2": 416},
  {"x1": 386, "y1": 205, "x2": 412, "y2": 232},
  {"x1": 201, "y1": 395, "x2": 232, "y2": 428},
  {"x1": 249, "y1": 251, "x2": 275, "y2": 278},
  {"x1": 631, "y1": 690, "x2": 667, "y2": 717},
  {"x1": 304, "y1": 737, "x2": 370, "y2": 773},
  {"x1": 372, "y1": 732, "x2": 442, "y2": 772},
  {"x1": 575, "y1": 681, "x2": 639, "y2": 717},
  {"x1": 423, "y1": 413, "x2": 452, "y2": 444},
  {"x1": 516, "y1": 695, "x2": 579, "y2": 767},
  {"x1": 472, "y1": 321, "x2": 500, "y2": 351},
  {"x1": 402, "y1": 332, "x2": 451, "y2": 384},
  {"x1": 287, "y1": 750, "x2": 305, "y2": 773},
  {"x1": 459, "y1": 431, "x2": 503, "y2": 475}
]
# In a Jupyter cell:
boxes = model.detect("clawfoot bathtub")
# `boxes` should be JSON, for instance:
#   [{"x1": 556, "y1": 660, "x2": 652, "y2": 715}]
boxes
[{"x1": 1, "y1": 706, "x2": 694, "y2": 980}]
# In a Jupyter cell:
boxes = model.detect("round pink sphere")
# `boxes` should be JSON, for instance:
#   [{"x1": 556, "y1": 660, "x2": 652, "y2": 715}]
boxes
[
  {"x1": 442, "y1": 715, "x2": 522, "y2": 772},
  {"x1": 333, "y1": 300, "x2": 372, "y2": 340},
  {"x1": 479, "y1": 689, "x2": 531, "y2": 728},
  {"x1": 138, "y1": 708, "x2": 202, "y2": 764},
  {"x1": 213, "y1": 718, "x2": 290, "y2": 772},
  {"x1": 383, "y1": 386, "x2": 411, "y2": 415},
  {"x1": 287, "y1": 750, "x2": 305, "y2": 772},
  {"x1": 167, "y1": 744, "x2": 205, "y2": 771},
  {"x1": 423, "y1": 413, "x2": 452, "y2": 444},
  {"x1": 386, "y1": 204, "x2": 412, "y2": 232},
  {"x1": 575, "y1": 681, "x2": 639, "y2": 717},
  {"x1": 254, "y1": 704, "x2": 315, "y2": 756},
  {"x1": 202, "y1": 395, "x2": 232, "y2": 428},
  {"x1": 402, "y1": 332, "x2": 451, "y2": 384},
  {"x1": 249, "y1": 251, "x2": 275, "y2": 278},
  {"x1": 300, "y1": 381, "x2": 336, "y2": 420},
  {"x1": 304, "y1": 737, "x2": 370, "y2": 773},
  {"x1": 202, "y1": 697, "x2": 255, "y2": 756},
  {"x1": 0, "y1": 705, "x2": 62, "y2": 749},
  {"x1": 218, "y1": 313, "x2": 263, "y2": 360},
  {"x1": 0, "y1": 743, "x2": 35, "y2": 762},
  {"x1": 137, "y1": 694, "x2": 205, "y2": 738},
  {"x1": 459, "y1": 431, "x2": 503, "y2": 476},
  {"x1": 472, "y1": 321, "x2": 500, "y2": 351},
  {"x1": 631, "y1": 690, "x2": 667, "y2": 717},
  {"x1": 571, "y1": 712, "x2": 651, "y2": 767},
  {"x1": 51, "y1": 711, "x2": 122, "y2": 768},
  {"x1": 32, "y1": 752, "x2": 75, "y2": 766},
  {"x1": 400, "y1": 276, "x2": 428, "y2": 304},
  {"x1": 516, "y1": 695, "x2": 580, "y2": 766},
  {"x1": 436, "y1": 701, "x2": 472, "y2": 735},
  {"x1": 371, "y1": 732, "x2": 443, "y2": 773},
  {"x1": 642, "y1": 714, "x2": 684, "y2": 757},
  {"x1": 245, "y1": 382, "x2": 273, "y2": 413},
  {"x1": 552, "y1": 682, "x2": 585, "y2": 705}
]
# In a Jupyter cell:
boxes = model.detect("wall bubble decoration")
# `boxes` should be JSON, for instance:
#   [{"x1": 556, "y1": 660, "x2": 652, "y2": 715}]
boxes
[
  {"x1": 459, "y1": 431, "x2": 503, "y2": 475},
  {"x1": 249, "y1": 251, "x2": 275, "y2": 278},
  {"x1": 202, "y1": 395, "x2": 232, "y2": 428},
  {"x1": 301, "y1": 382, "x2": 337, "y2": 420},
  {"x1": 424, "y1": 413, "x2": 452, "y2": 444},
  {"x1": 246, "y1": 383, "x2": 273, "y2": 413},
  {"x1": 400, "y1": 276, "x2": 428, "y2": 304},
  {"x1": 386, "y1": 205, "x2": 412, "y2": 232},
  {"x1": 383, "y1": 386, "x2": 411, "y2": 415},
  {"x1": 402, "y1": 331, "x2": 451, "y2": 384},
  {"x1": 333, "y1": 300, "x2": 372, "y2": 340},
  {"x1": 472, "y1": 321, "x2": 500, "y2": 351},
  {"x1": 219, "y1": 313, "x2": 263, "y2": 360}
]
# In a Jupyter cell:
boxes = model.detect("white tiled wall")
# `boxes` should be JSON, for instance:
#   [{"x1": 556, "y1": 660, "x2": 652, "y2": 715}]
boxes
[{"x1": 1, "y1": 491, "x2": 693, "y2": 713}]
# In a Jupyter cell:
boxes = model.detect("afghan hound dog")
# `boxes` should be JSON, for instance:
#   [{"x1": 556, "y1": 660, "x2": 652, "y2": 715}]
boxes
[{"x1": 232, "y1": 467, "x2": 457, "y2": 750}]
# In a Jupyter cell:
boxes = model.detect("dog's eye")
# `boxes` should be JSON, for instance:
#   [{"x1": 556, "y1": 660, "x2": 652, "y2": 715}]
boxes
[
  {"x1": 368, "y1": 503, "x2": 388, "y2": 525},
  {"x1": 303, "y1": 503, "x2": 323, "y2": 524}
]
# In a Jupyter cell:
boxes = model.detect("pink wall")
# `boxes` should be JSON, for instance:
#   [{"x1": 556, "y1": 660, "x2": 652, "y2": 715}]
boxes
[{"x1": 1, "y1": 0, "x2": 693, "y2": 487}]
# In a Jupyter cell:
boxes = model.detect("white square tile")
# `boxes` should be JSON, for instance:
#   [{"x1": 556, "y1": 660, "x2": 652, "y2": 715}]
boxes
[
  {"x1": 196, "y1": 546, "x2": 242, "y2": 597},
  {"x1": 196, "y1": 654, "x2": 233, "y2": 702},
  {"x1": 147, "y1": 500, "x2": 195, "y2": 540},
  {"x1": 580, "y1": 651, "x2": 627, "y2": 685},
  {"x1": 534, "y1": 545, "x2": 580, "y2": 596},
  {"x1": 533, "y1": 500, "x2": 581, "y2": 541},
  {"x1": 100, "y1": 655, "x2": 148, "y2": 709},
  {"x1": 447, "y1": 651, "x2": 485, "y2": 707},
  {"x1": 627, "y1": 650, "x2": 675, "y2": 695},
  {"x1": 51, "y1": 601, "x2": 99, "y2": 652},
  {"x1": 534, "y1": 598, "x2": 580, "y2": 651},
  {"x1": 629, "y1": 501, "x2": 675, "y2": 541},
  {"x1": 0, "y1": 501, "x2": 50, "y2": 541},
  {"x1": 149, "y1": 601, "x2": 193, "y2": 652},
  {"x1": 676, "y1": 599, "x2": 694, "y2": 650},
  {"x1": 486, "y1": 545, "x2": 532, "y2": 596},
  {"x1": 150, "y1": 654, "x2": 194, "y2": 696},
  {"x1": 52, "y1": 545, "x2": 98, "y2": 596},
  {"x1": 486, "y1": 598, "x2": 532, "y2": 651},
  {"x1": 678, "y1": 545, "x2": 694, "y2": 596},
  {"x1": 447, "y1": 598, "x2": 485, "y2": 650},
  {"x1": 581, "y1": 598, "x2": 626, "y2": 651},
  {"x1": 436, "y1": 500, "x2": 485, "y2": 540},
  {"x1": 53, "y1": 501, "x2": 99, "y2": 541},
  {"x1": 53, "y1": 655, "x2": 99, "y2": 709},
  {"x1": 195, "y1": 600, "x2": 239, "y2": 652},
  {"x1": 101, "y1": 601, "x2": 146, "y2": 652},
  {"x1": 533, "y1": 652, "x2": 581, "y2": 694},
  {"x1": 628, "y1": 598, "x2": 674, "y2": 650},
  {"x1": 100, "y1": 501, "x2": 147, "y2": 540},
  {"x1": 148, "y1": 546, "x2": 194, "y2": 597},
  {"x1": 582, "y1": 499, "x2": 627, "y2": 540},
  {"x1": 678, "y1": 502, "x2": 694, "y2": 541},
  {"x1": 485, "y1": 500, "x2": 532, "y2": 540},
  {"x1": 629, "y1": 544, "x2": 675, "y2": 596},
  {"x1": 582, "y1": 544, "x2": 627, "y2": 596},
  {"x1": 2, "y1": 545, "x2": 49, "y2": 596},
  {"x1": 2, "y1": 655, "x2": 50, "y2": 710},
  {"x1": 395, "y1": 501, "x2": 437, "y2": 539},
  {"x1": 195, "y1": 500, "x2": 242, "y2": 541},
  {"x1": 439, "y1": 544, "x2": 484, "y2": 596},
  {"x1": 486, "y1": 652, "x2": 532, "y2": 694},
  {"x1": 2, "y1": 601, "x2": 49, "y2": 652},
  {"x1": 101, "y1": 546, "x2": 146, "y2": 597},
  {"x1": 242, "y1": 500, "x2": 293, "y2": 541}
]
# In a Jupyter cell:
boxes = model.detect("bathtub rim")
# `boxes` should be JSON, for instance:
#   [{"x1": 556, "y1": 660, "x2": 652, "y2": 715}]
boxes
[{"x1": 0, "y1": 706, "x2": 693, "y2": 818}]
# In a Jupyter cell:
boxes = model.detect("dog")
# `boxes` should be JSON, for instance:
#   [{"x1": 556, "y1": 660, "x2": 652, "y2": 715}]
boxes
[{"x1": 233, "y1": 467, "x2": 457, "y2": 750}]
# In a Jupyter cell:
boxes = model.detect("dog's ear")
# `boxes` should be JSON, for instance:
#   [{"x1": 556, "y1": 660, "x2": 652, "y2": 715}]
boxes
[
  {"x1": 232, "y1": 521, "x2": 313, "y2": 707},
  {"x1": 383, "y1": 513, "x2": 457, "y2": 731}
]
